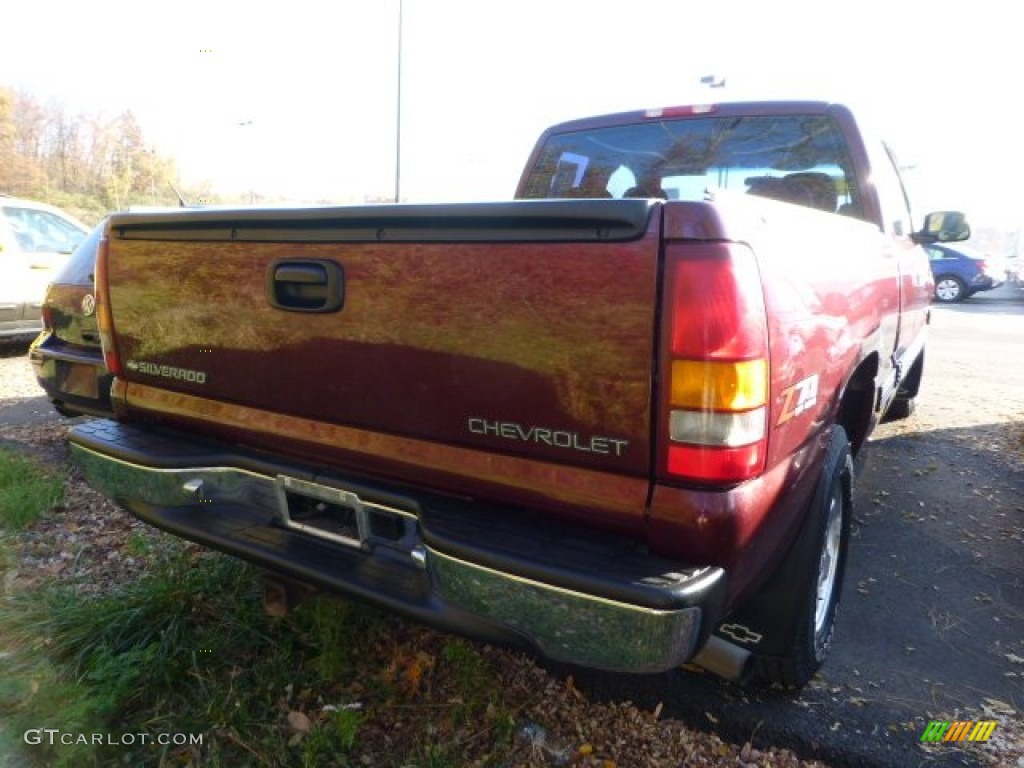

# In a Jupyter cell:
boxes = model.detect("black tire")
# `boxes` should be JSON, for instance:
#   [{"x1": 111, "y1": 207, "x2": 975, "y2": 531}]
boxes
[
  {"x1": 748, "y1": 426, "x2": 853, "y2": 688},
  {"x1": 933, "y1": 275, "x2": 967, "y2": 303}
]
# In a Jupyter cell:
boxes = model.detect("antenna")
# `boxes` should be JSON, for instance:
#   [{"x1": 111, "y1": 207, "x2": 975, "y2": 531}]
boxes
[{"x1": 168, "y1": 180, "x2": 189, "y2": 207}]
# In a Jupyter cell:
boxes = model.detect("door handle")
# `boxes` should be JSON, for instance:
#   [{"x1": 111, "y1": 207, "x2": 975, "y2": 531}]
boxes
[{"x1": 266, "y1": 259, "x2": 345, "y2": 313}]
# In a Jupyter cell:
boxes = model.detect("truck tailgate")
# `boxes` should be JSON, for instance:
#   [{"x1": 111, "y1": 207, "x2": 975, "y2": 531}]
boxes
[{"x1": 104, "y1": 201, "x2": 661, "y2": 515}]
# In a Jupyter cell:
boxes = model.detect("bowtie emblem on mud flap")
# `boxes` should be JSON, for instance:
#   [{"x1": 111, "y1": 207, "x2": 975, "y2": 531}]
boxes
[{"x1": 718, "y1": 623, "x2": 763, "y2": 645}]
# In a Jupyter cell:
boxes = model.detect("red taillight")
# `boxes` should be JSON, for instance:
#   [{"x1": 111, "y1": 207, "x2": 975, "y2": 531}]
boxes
[
  {"x1": 659, "y1": 243, "x2": 769, "y2": 484},
  {"x1": 668, "y1": 248, "x2": 768, "y2": 359},
  {"x1": 94, "y1": 226, "x2": 121, "y2": 376},
  {"x1": 667, "y1": 443, "x2": 765, "y2": 483}
]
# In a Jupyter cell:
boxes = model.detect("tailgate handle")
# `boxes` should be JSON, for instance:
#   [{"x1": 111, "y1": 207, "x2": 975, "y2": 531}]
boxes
[{"x1": 267, "y1": 260, "x2": 345, "y2": 313}]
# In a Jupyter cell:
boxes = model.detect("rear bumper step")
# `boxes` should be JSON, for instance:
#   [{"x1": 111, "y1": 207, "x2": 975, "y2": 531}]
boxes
[{"x1": 70, "y1": 419, "x2": 727, "y2": 674}]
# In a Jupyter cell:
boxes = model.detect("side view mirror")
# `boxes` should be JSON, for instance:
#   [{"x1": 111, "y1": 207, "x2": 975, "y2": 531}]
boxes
[{"x1": 911, "y1": 211, "x2": 970, "y2": 245}]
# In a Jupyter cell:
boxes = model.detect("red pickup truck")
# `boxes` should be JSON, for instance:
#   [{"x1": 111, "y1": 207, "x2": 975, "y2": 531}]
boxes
[{"x1": 70, "y1": 101, "x2": 968, "y2": 688}]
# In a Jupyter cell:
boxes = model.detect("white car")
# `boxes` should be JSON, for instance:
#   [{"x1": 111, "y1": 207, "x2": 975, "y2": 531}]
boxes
[{"x1": 0, "y1": 195, "x2": 89, "y2": 339}]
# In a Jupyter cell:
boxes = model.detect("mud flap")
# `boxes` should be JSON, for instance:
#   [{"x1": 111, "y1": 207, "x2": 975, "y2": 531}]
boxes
[{"x1": 713, "y1": 426, "x2": 853, "y2": 665}]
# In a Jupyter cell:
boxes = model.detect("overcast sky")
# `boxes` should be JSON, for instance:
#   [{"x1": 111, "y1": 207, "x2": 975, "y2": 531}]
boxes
[{"x1": 3, "y1": 0, "x2": 1020, "y2": 226}]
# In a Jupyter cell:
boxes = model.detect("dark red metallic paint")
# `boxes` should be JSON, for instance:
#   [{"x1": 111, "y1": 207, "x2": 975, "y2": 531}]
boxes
[
  {"x1": 107, "y1": 229, "x2": 661, "y2": 479},
  {"x1": 99, "y1": 102, "x2": 936, "y2": 599}
]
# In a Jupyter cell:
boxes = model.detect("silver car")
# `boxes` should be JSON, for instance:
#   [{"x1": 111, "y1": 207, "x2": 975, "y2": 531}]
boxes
[{"x1": 0, "y1": 195, "x2": 89, "y2": 339}]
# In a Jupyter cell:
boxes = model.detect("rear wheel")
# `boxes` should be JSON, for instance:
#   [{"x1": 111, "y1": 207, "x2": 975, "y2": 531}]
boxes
[
  {"x1": 749, "y1": 426, "x2": 853, "y2": 688},
  {"x1": 934, "y1": 275, "x2": 967, "y2": 303}
]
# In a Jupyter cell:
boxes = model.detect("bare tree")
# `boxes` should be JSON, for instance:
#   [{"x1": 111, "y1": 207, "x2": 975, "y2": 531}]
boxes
[{"x1": 1, "y1": 86, "x2": 191, "y2": 216}]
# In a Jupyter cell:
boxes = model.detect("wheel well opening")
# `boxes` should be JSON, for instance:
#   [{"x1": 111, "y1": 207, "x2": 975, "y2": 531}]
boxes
[{"x1": 835, "y1": 355, "x2": 876, "y2": 457}]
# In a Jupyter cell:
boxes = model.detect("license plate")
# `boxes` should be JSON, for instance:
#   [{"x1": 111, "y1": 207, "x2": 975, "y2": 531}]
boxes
[{"x1": 57, "y1": 361, "x2": 99, "y2": 399}]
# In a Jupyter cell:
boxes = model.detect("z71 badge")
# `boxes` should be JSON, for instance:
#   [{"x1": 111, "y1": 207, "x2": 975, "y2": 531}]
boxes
[{"x1": 776, "y1": 373, "x2": 818, "y2": 426}]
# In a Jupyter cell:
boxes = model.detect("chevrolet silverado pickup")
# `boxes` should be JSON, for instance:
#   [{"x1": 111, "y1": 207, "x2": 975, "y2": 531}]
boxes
[{"x1": 70, "y1": 101, "x2": 969, "y2": 688}]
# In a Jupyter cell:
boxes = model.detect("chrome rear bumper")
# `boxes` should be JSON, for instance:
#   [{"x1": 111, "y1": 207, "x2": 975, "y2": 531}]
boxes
[{"x1": 70, "y1": 420, "x2": 726, "y2": 674}]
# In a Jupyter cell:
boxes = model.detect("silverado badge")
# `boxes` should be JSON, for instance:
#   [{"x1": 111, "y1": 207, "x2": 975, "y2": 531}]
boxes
[{"x1": 126, "y1": 360, "x2": 208, "y2": 384}]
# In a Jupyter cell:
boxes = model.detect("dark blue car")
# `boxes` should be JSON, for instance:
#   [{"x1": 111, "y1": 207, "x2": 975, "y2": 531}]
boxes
[
  {"x1": 29, "y1": 222, "x2": 113, "y2": 418},
  {"x1": 926, "y1": 243, "x2": 1003, "y2": 303}
]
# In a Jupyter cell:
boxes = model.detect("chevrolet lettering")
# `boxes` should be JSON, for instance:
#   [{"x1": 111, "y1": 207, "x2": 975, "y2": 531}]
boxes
[{"x1": 467, "y1": 418, "x2": 629, "y2": 456}]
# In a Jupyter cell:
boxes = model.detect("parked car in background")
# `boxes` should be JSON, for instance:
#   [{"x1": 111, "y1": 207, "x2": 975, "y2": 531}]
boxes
[
  {"x1": 926, "y1": 243, "x2": 1003, "y2": 303},
  {"x1": 0, "y1": 195, "x2": 89, "y2": 339},
  {"x1": 29, "y1": 222, "x2": 113, "y2": 418}
]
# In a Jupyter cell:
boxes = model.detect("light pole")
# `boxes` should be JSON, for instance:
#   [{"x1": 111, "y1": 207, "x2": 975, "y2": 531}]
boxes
[
  {"x1": 394, "y1": 0, "x2": 404, "y2": 203},
  {"x1": 238, "y1": 120, "x2": 254, "y2": 204}
]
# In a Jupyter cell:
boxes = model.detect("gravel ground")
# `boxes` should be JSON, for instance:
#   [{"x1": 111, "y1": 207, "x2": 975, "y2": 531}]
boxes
[{"x1": 0, "y1": 342, "x2": 64, "y2": 430}]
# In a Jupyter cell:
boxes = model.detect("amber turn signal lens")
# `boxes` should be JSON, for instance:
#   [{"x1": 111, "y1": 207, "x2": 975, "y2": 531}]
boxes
[{"x1": 670, "y1": 359, "x2": 767, "y2": 411}]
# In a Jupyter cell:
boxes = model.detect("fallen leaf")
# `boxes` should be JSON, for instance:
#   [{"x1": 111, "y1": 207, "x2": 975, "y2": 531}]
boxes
[
  {"x1": 982, "y1": 698, "x2": 1017, "y2": 716},
  {"x1": 287, "y1": 710, "x2": 312, "y2": 734}
]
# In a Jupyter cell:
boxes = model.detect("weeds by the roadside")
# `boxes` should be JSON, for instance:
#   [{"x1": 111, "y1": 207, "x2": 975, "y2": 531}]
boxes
[
  {"x1": 0, "y1": 447, "x2": 63, "y2": 530},
  {"x1": 0, "y1": 533, "x2": 526, "y2": 767},
  {"x1": 0, "y1": 438, "x2": 841, "y2": 768}
]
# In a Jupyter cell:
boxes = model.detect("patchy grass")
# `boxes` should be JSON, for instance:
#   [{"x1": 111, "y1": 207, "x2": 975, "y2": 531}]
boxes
[
  {"x1": 0, "y1": 448, "x2": 64, "y2": 531},
  {"x1": 0, "y1": 536, "x2": 530, "y2": 767},
  {"x1": 0, "y1": 427, "x2": 836, "y2": 768}
]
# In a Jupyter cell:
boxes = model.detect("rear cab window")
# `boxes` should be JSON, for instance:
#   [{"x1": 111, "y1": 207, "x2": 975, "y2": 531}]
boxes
[
  {"x1": 519, "y1": 113, "x2": 862, "y2": 218},
  {"x1": 53, "y1": 223, "x2": 103, "y2": 285}
]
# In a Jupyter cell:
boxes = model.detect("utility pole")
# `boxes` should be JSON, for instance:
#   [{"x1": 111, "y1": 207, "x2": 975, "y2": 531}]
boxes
[
  {"x1": 238, "y1": 120, "x2": 255, "y2": 204},
  {"x1": 394, "y1": 0, "x2": 403, "y2": 203}
]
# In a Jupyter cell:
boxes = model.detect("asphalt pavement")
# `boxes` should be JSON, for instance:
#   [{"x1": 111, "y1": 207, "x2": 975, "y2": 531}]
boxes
[{"x1": 565, "y1": 284, "x2": 1024, "y2": 768}]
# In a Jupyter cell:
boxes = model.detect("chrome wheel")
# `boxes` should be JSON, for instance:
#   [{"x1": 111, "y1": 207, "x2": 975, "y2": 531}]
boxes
[
  {"x1": 747, "y1": 425, "x2": 852, "y2": 688},
  {"x1": 814, "y1": 481, "x2": 844, "y2": 636}
]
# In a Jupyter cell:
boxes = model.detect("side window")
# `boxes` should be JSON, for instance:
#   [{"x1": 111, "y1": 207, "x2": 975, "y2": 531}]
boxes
[
  {"x1": 1, "y1": 207, "x2": 85, "y2": 254},
  {"x1": 2, "y1": 208, "x2": 36, "y2": 251},
  {"x1": 53, "y1": 223, "x2": 103, "y2": 284}
]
